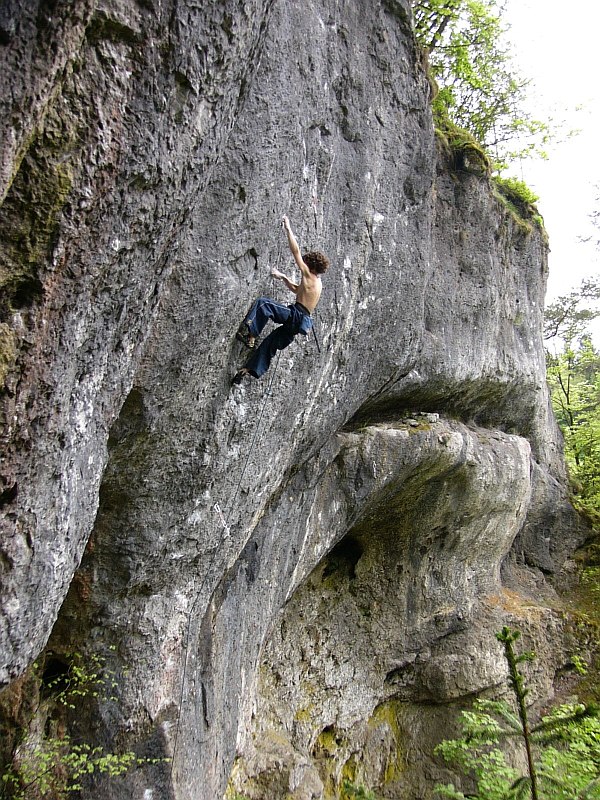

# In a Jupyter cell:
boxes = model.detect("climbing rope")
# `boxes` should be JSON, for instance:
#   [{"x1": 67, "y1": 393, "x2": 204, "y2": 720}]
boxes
[
  {"x1": 169, "y1": 347, "x2": 281, "y2": 782},
  {"x1": 218, "y1": 253, "x2": 285, "y2": 526},
  {"x1": 223, "y1": 355, "x2": 280, "y2": 527},
  {"x1": 168, "y1": 218, "x2": 324, "y2": 779}
]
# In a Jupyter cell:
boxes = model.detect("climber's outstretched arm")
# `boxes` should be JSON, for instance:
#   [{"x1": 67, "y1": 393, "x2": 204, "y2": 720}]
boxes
[{"x1": 282, "y1": 215, "x2": 310, "y2": 277}]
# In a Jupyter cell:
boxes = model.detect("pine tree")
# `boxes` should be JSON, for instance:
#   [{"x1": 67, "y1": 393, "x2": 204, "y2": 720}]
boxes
[{"x1": 435, "y1": 628, "x2": 600, "y2": 799}]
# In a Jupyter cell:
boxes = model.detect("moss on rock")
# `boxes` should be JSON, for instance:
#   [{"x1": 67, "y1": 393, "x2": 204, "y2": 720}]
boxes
[
  {"x1": 0, "y1": 323, "x2": 18, "y2": 386},
  {"x1": 367, "y1": 700, "x2": 405, "y2": 785},
  {"x1": 433, "y1": 108, "x2": 491, "y2": 177},
  {"x1": 0, "y1": 133, "x2": 74, "y2": 321},
  {"x1": 492, "y1": 175, "x2": 545, "y2": 234}
]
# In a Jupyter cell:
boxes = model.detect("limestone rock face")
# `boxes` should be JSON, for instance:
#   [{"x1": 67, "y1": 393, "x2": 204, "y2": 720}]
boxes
[
  {"x1": 0, "y1": 1, "x2": 584, "y2": 799},
  {"x1": 0, "y1": 0, "x2": 275, "y2": 685}
]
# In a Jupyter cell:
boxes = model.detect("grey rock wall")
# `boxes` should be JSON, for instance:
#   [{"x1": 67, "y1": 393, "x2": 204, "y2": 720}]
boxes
[
  {"x1": 0, "y1": 0, "x2": 275, "y2": 686},
  {"x1": 0, "y1": 1, "x2": 584, "y2": 799}
]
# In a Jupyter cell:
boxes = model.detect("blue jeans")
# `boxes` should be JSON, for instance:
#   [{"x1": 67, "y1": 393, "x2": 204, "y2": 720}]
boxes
[{"x1": 243, "y1": 297, "x2": 312, "y2": 378}]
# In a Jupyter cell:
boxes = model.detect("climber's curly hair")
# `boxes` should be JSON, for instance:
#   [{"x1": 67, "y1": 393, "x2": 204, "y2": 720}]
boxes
[{"x1": 303, "y1": 251, "x2": 330, "y2": 275}]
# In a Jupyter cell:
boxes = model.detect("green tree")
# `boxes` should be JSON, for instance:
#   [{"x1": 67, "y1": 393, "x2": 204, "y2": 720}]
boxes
[
  {"x1": 544, "y1": 279, "x2": 600, "y2": 343},
  {"x1": 497, "y1": 628, "x2": 539, "y2": 800},
  {"x1": 545, "y1": 279, "x2": 600, "y2": 525},
  {"x1": 413, "y1": 0, "x2": 552, "y2": 169},
  {"x1": 435, "y1": 629, "x2": 600, "y2": 800},
  {"x1": 0, "y1": 652, "x2": 162, "y2": 799}
]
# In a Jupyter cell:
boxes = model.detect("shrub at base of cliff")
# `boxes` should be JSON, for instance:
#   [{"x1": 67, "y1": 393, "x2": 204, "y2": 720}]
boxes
[
  {"x1": 435, "y1": 700, "x2": 600, "y2": 800},
  {"x1": 340, "y1": 780, "x2": 378, "y2": 800},
  {"x1": 0, "y1": 652, "x2": 162, "y2": 799},
  {"x1": 434, "y1": 629, "x2": 600, "y2": 800},
  {"x1": 2, "y1": 739, "x2": 140, "y2": 800}
]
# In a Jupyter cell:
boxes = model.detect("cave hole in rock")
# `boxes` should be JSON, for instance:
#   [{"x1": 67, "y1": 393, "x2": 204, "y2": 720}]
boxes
[
  {"x1": 321, "y1": 536, "x2": 364, "y2": 582},
  {"x1": 312, "y1": 723, "x2": 344, "y2": 758},
  {"x1": 108, "y1": 387, "x2": 147, "y2": 447},
  {"x1": 0, "y1": 482, "x2": 18, "y2": 509},
  {"x1": 11, "y1": 276, "x2": 44, "y2": 309},
  {"x1": 40, "y1": 655, "x2": 72, "y2": 699}
]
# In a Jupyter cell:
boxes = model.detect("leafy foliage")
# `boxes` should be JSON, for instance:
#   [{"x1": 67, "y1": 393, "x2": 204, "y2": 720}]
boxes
[
  {"x1": 2, "y1": 741, "x2": 139, "y2": 799},
  {"x1": 413, "y1": 0, "x2": 552, "y2": 170},
  {"x1": 435, "y1": 629, "x2": 600, "y2": 800},
  {"x1": 492, "y1": 175, "x2": 542, "y2": 227},
  {"x1": 0, "y1": 652, "x2": 162, "y2": 799},
  {"x1": 544, "y1": 280, "x2": 600, "y2": 343},
  {"x1": 496, "y1": 628, "x2": 539, "y2": 799},
  {"x1": 545, "y1": 280, "x2": 600, "y2": 525},
  {"x1": 493, "y1": 176, "x2": 540, "y2": 211},
  {"x1": 341, "y1": 780, "x2": 378, "y2": 799},
  {"x1": 436, "y1": 704, "x2": 600, "y2": 799}
]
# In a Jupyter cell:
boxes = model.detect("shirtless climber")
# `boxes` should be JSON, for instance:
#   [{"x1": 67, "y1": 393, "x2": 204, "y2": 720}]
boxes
[{"x1": 232, "y1": 216, "x2": 330, "y2": 383}]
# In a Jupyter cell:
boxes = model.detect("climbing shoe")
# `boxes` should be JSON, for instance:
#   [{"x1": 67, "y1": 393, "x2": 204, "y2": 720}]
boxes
[
  {"x1": 232, "y1": 369, "x2": 249, "y2": 385},
  {"x1": 236, "y1": 322, "x2": 255, "y2": 349}
]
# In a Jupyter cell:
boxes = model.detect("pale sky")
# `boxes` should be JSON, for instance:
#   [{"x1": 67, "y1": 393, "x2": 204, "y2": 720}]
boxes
[{"x1": 502, "y1": 0, "x2": 599, "y2": 325}]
